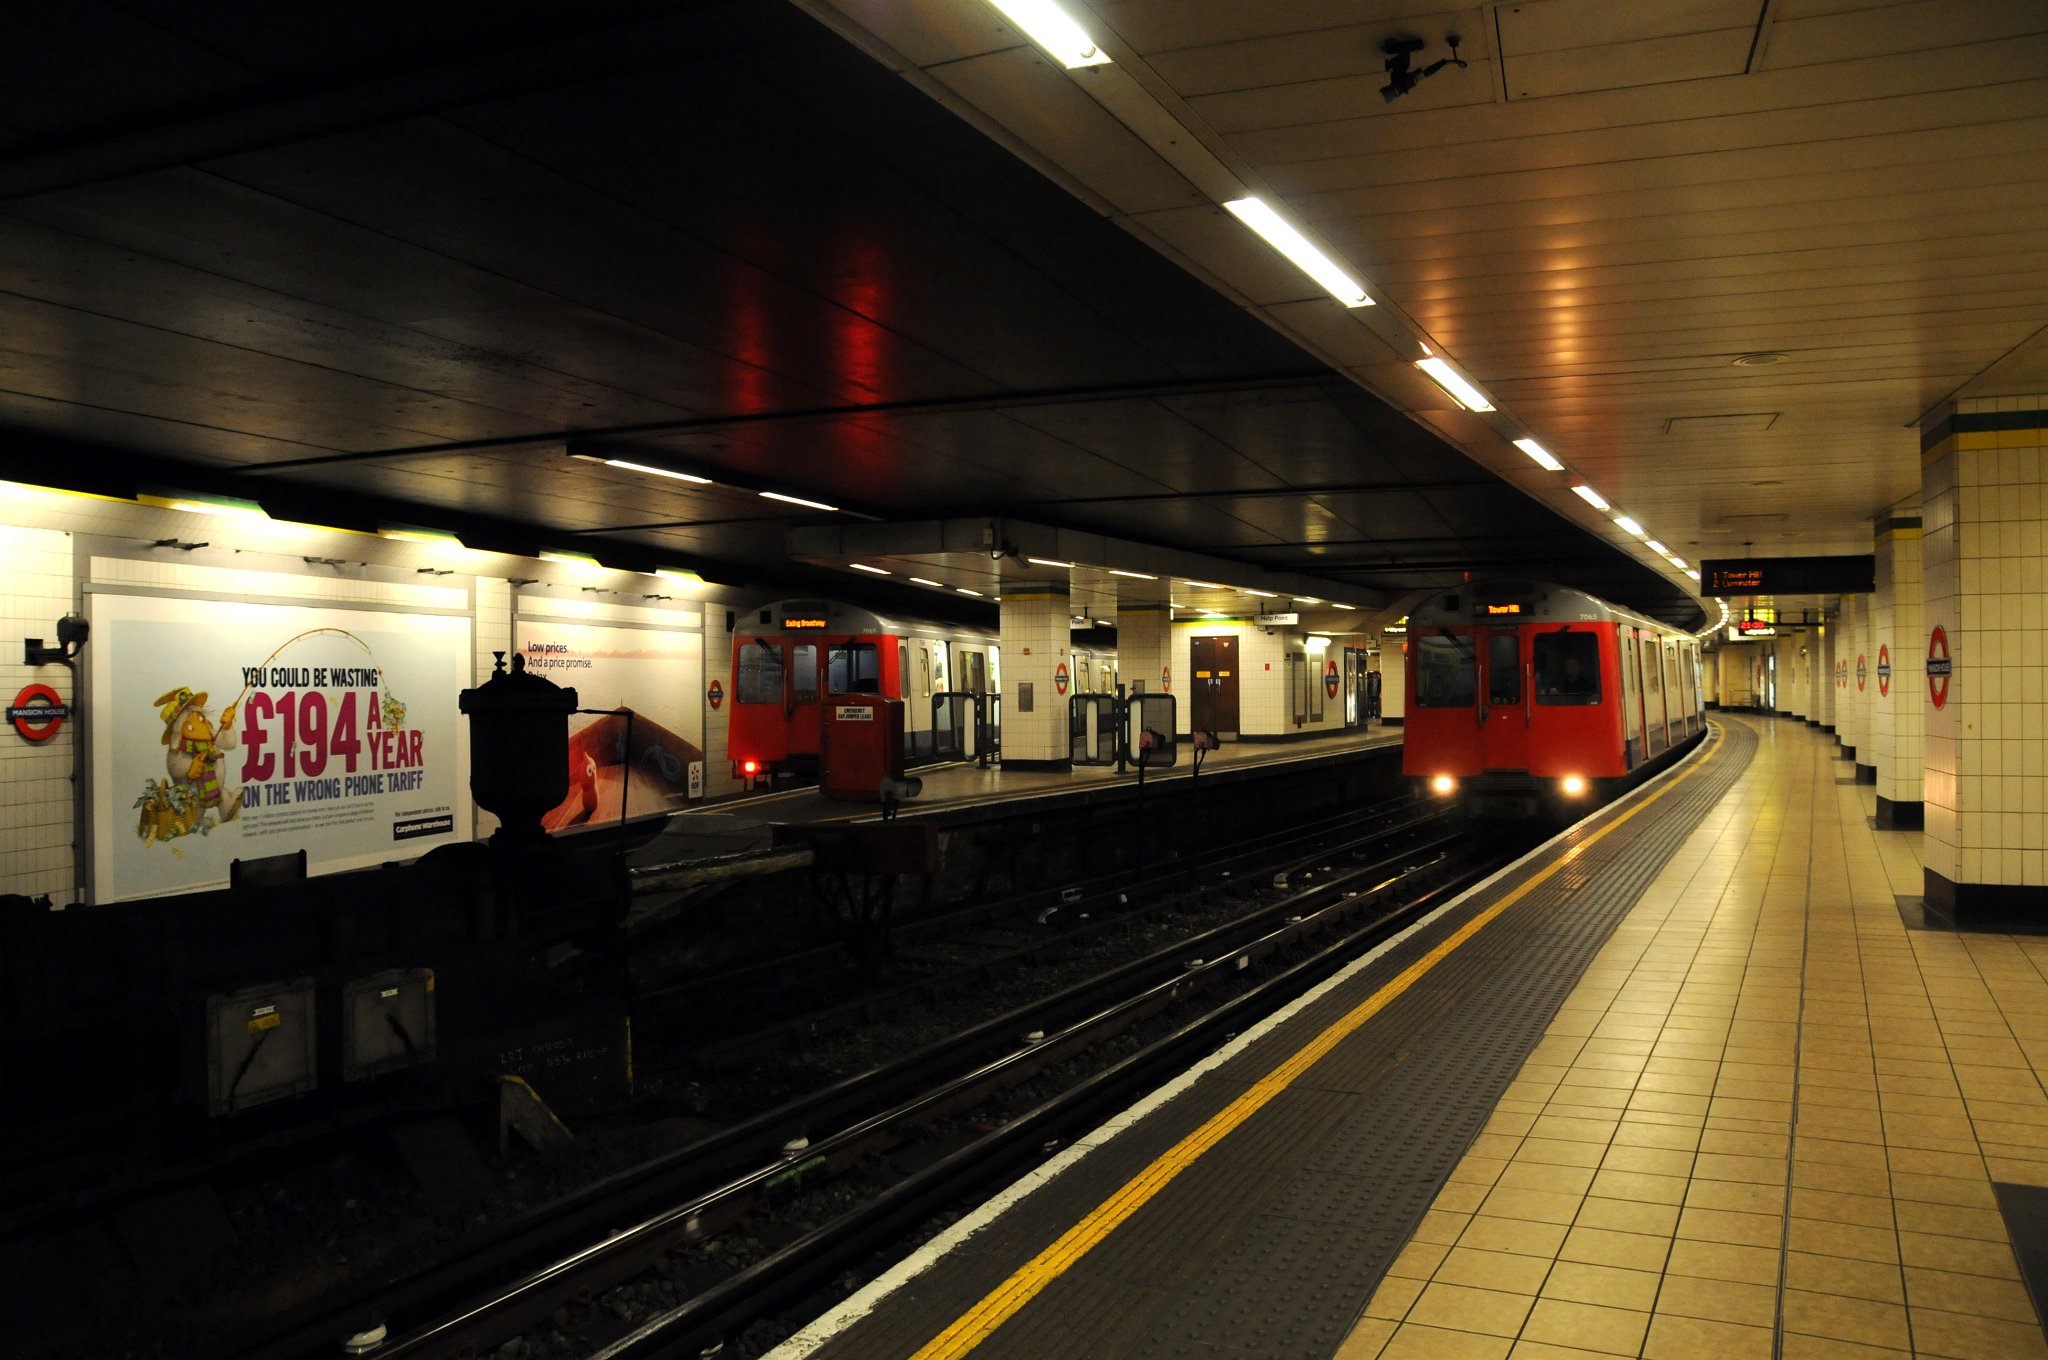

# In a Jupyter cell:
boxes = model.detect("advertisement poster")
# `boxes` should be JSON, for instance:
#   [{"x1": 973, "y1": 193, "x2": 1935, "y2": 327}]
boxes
[
  {"x1": 515, "y1": 617, "x2": 704, "y2": 833},
  {"x1": 90, "y1": 593, "x2": 472, "y2": 902}
]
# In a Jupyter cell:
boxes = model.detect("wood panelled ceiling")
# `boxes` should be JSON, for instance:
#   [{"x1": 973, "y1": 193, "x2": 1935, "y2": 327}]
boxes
[{"x1": 5, "y1": 0, "x2": 2044, "y2": 630}]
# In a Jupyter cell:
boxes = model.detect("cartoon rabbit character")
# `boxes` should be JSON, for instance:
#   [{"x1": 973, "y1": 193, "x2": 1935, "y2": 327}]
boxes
[{"x1": 156, "y1": 686, "x2": 243, "y2": 824}]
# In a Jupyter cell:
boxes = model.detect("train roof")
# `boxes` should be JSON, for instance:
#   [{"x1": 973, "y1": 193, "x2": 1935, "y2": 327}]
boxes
[{"x1": 1406, "y1": 581, "x2": 1687, "y2": 639}]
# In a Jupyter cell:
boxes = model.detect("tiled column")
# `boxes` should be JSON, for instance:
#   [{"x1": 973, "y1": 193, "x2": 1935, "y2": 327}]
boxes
[
  {"x1": 996, "y1": 568, "x2": 1071, "y2": 769},
  {"x1": 1113, "y1": 583, "x2": 1170, "y2": 700},
  {"x1": 1919, "y1": 397, "x2": 2048, "y2": 923},
  {"x1": 1380, "y1": 633, "x2": 1406, "y2": 724},
  {"x1": 1848, "y1": 591, "x2": 1876, "y2": 780},
  {"x1": 1870, "y1": 516, "x2": 1924, "y2": 829},
  {"x1": 1817, "y1": 619, "x2": 1835, "y2": 733},
  {"x1": 1835, "y1": 598, "x2": 1861, "y2": 760}
]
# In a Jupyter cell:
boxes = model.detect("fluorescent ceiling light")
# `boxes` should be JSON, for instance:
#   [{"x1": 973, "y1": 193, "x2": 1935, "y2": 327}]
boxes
[
  {"x1": 1109, "y1": 569, "x2": 1157, "y2": 580},
  {"x1": 1184, "y1": 580, "x2": 1222, "y2": 589},
  {"x1": 1294, "y1": 595, "x2": 1321, "y2": 604},
  {"x1": 655, "y1": 567, "x2": 703, "y2": 584},
  {"x1": 1331, "y1": 603, "x2": 1356, "y2": 610},
  {"x1": 987, "y1": 0, "x2": 1111, "y2": 68},
  {"x1": 1415, "y1": 357, "x2": 1494, "y2": 412},
  {"x1": 1668, "y1": 556, "x2": 1689, "y2": 570},
  {"x1": 149, "y1": 493, "x2": 267, "y2": 519},
  {"x1": 1686, "y1": 570, "x2": 1701, "y2": 581},
  {"x1": 909, "y1": 577, "x2": 943, "y2": 587},
  {"x1": 849, "y1": 562, "x2": 889, "y2": 575},
  {"x1": 1615, "y1": 516, "x2": 1645, "y2": 537},
  {"x1": 594, "y1": 457, "x2": 713, "y2": 485},
  {"x1": 760, "y1": 490, "x2": 839, "y2": 512},
  {"x1": 540, "y1": 550, "x2": 603, "y2": 569},
  {"x1": 1572, "y1": 485, "x2": 1610, "y2": 511},
  {"x1": 1245, "y1": 589, "x2": 1278, "y2": 598},
  {"x1": 1513, "y1": 438, "x2": 1563, "y2": 471},
  {"x1": 1026, "y1": 557, "x2": 1072, "y2": 568},
  {"x1": 1645, "y1": 540, "x2": 1667, "y2": 554},
  {"x1": 956, "y1": 587, "x2": 984, "y2": 596},
  {"x1": 1222, "y1": 197, "x2": 1372, "y2": 308}
]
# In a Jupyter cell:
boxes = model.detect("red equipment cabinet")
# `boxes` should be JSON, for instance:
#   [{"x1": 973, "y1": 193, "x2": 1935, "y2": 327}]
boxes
[{"x1": 820, "y1": 693, "x2": 906, "y2": 801}]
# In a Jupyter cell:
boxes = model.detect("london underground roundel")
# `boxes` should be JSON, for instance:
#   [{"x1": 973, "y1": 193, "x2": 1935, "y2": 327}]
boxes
[
  {"x1": 1927, "y1": 626, "x2": 1951, "y2": 710},
  {"x1": 1876, "y1": 644, "x2": 1891, "y2": 698}
]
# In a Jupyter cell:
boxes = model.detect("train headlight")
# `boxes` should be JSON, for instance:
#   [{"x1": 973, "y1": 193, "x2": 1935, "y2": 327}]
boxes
[
  {"x1": 1560, "y1": 774, "x2": 1587, "y2": 797},
  {"x1": 741, "y1": 759, "x2": 760, "y2": 776},
  {"x1": 1430, "y1": 774, "x2": 1457, "y2": 796}
]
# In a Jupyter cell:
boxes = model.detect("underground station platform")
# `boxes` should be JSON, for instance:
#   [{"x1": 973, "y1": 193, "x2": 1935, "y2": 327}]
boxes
[{"x1": 757, "y1": 714, "x2": 2048, "y2": 1360}]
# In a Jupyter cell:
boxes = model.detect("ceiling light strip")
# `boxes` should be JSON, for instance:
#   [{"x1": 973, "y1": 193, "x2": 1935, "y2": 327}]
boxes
[
  {"x1": 986, "y1": 0, "x2": 1111, "y2": 68},
  {"x1": 1414, "y1": 357, "x2": 1493, "y2": 412},
  {"x1": 1222, "y1": 197, "x2": 1372, "y2": 308}
]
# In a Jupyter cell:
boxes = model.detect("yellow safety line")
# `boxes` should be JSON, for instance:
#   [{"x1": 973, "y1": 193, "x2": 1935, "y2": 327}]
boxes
[{"x1": 910, "y1": 722, "x2": 1728, "y2": 1360}]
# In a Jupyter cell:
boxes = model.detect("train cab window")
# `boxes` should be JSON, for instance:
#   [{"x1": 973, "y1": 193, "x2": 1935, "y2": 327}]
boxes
[
  {"x1": 1415, "y1": 633, "x2": 1476, "y2": 707},
  {"x1": 737, "y1": 640, "x2": 786, "y2": 704},
  {"x1": 827, "y1": 642, "x2": 880, "y2": 694},
  {"x1": 1535, "y1": 632, "x2": 1601, "y2": 705},
  {"x1": 1486, "y1": 633, "x2": 1521, "y2": 704},
  {"x1": 792, "y1": 643, "x2": 819, "y2": 702}
]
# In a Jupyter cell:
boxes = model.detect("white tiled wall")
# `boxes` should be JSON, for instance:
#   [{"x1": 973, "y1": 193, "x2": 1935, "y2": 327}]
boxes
[
  {"x1": 1169, "y1": 622, "x2": 1358, "y2": 738},
  {"x1": 0, "y1": 526, "x2": 80, "y2": 900},
  {"x1": 1923, "y1": 398, "x2": 2048, "y2": 888}
]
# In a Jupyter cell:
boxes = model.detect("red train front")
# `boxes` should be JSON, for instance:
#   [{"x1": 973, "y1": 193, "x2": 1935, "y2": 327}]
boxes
[{"x1": 1402, "y1": 581, "x2": 1704, "y2": 817}]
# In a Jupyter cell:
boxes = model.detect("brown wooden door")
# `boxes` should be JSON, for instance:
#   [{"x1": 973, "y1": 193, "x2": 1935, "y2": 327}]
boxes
[{"x1": 1190, "y1": 635, "x2": 1240, "y2": 736}]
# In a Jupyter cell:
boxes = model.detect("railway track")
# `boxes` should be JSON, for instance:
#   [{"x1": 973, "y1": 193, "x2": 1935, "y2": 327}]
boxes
[{"x1": 236, "y1": 814, "x2": 1516, "y2": 1360}]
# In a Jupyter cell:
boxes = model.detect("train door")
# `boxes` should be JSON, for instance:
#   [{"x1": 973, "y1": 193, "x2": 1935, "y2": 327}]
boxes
[
  {"x1": 899, "y1": 639, "x2": 916, "y2": 756},
  {"x1": 787, "y1": 640, "x2": 823, "y2": 758},
  {"x1": 1663, "y1": 640, "x2": 1682, "y2": 736},
  {"x1": 1679, "y1": 640, "x2": 1699, "y2": 733},
  {"x1": 1618, "y1": 631, "x2": 1644, "y2": 768},
  {"x1": 1642, "y1": 635, "x2": 1668, "y2": 756},
  {"x1": 1342, "y1": 648, "x2": 1362, "y2": 727},
  {"x1": 1480, "y1": 628, "x2": 1529, "y2": 769},
  {"x1": 1190, "y1": 635, "x2": 1240, "y2": 737}
]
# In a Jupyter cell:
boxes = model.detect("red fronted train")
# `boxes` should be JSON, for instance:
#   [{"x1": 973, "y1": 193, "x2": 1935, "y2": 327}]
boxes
[{"x1": 1402, "y1": 580, "x2": 1705, "y2": 818}]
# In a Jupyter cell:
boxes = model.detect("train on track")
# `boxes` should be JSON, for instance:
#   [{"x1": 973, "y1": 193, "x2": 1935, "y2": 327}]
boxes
[
  {"x1": 726, "y1": 599, "x2": 1118, "y2": 782},
  {"x1": 1402, "y1": 580, "x2": 1705, "y2": 818}
]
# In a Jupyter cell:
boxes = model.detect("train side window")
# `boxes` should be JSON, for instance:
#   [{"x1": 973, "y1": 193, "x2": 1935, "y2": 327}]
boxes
[
  {"x1": 1534, "y1": 632, "x2": 1601, "y2": 705},
  {"x1": 1415, "y1": 633, "x2": 1476, "y2": 707},
  {"x1": 827, "y1": 642, "x2": 880, "y2": 693},
  {"x1": 736, "y1": 640, "x2": 786, "y2": 704},
  {"x1": 1487, "y1": 632, "x2": 1521, "y2": 704},
  {"x1": 792, "y1": 644, "x2": 819, "y2": 702},
  {"x1": 919, "y1": 645, "x2": 933, "y2": 699}
]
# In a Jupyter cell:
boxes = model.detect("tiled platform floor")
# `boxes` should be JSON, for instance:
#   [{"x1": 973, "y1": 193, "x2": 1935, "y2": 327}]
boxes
[{"x1": 1340, "y1": 713, "x2": 2048, "y2": 1360}]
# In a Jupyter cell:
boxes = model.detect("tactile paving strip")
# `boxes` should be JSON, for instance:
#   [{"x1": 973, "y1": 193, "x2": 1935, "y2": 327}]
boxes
[{"x1": 1149, "y1": 722, "x2": 1759, "y2": 1357}]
